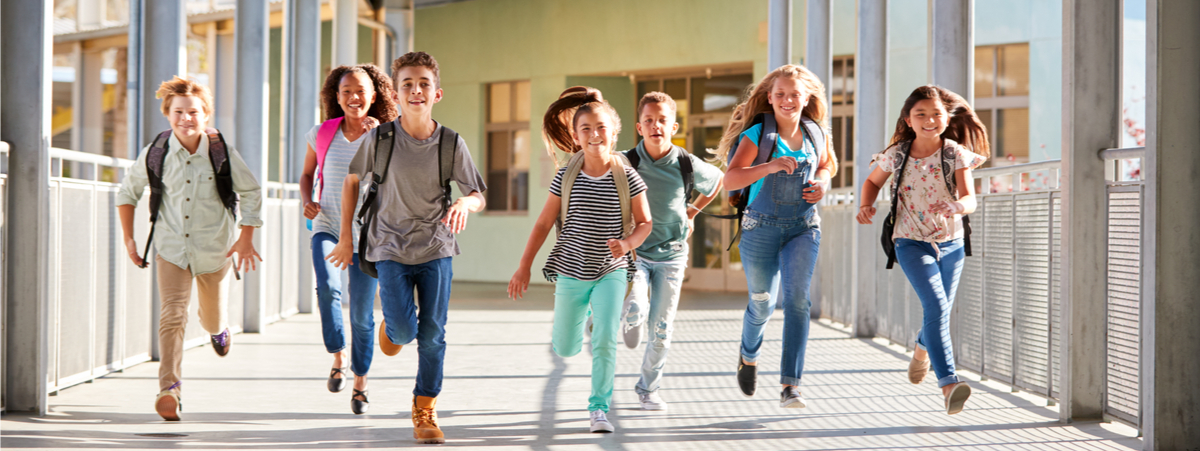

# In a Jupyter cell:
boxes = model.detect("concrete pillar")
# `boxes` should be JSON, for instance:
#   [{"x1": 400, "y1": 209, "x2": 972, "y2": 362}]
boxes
[
  {"x1": 1060, "y1": 0, "x2": 1118, "y2": 423},
  {"x1": 283, "y1": 0, "x2": 320, "y2": 314},
  {"x1": 236, "y1": 0, "x2": 270, "y2": 333},
  {"x1": 768, "y1": 0, "x2": 793, "y2": 70},
  {"x1": 927, "y1": 0, "x2": 973, "y2": 102},
  {"x1": 383, "y1": 0, "x2": 414, "y2": 62},
  {"x1": 332, "y1": 0, "x2": 358, "y2": 67},
  {"x1": 124, "y1": 0, "x2": 143, "y2": 160},
  {"x1": 140, "y1": 0, "x2": 186, "y2": 146},
  {"x1": 852, "y1": 0, "x2": 887, "y2": 338},
  {"x1": 805, "y1": 0, "x2": 833, "y2": 87},
  {"x1": 1, "y1": 0, "x2": 53, "y2": 415},
  {"x1": 1144, "y1": 0, "x2": 1200, "y2": 446}
]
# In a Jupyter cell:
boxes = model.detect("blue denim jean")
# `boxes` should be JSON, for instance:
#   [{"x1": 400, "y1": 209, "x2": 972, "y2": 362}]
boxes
[
  {"x1": 894, "y1": 238, "x2": 965, "y2": 388},
  {"x1": 622, "y1": 257, "x2": 687, "y2": 395},
  {"x1": 376, "y1": 257, "x2": 453, "y2": 398},
  {"x1": 311, "y1": 232, "x2": 379, "y2": 377},
  {"x1": 552, "y1": 270, "x2": 627, "y2": 413}
]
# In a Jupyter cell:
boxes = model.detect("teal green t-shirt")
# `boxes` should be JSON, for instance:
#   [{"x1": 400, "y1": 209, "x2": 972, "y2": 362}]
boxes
[
  {"x1": 629, "y1": 142, "x2": 724, "y2": 262},
  {"x1": 738, "y1": 123, "x2": 815, "y2": 206}
]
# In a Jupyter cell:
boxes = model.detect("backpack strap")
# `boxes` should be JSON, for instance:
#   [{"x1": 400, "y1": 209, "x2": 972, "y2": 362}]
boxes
[
  {"x1": 611, "y1": 153, "x2": 633, "y2": 242},
  {"x1": 555, "y1": 151, "x2": 587, "y2": 236},
  {"x1": 800, "y1": 116, "x2": 827, "y2": 169},
  {"x1": 313, "y1": 117, "x2": 344, "y2": 201},
  {"x1": 885, "y1": 142, "x2": 912, "y2": 269},
  {"x1": 623, "y1": 147, "x2": 641, "y2": 169},
  {"x1": 205, "y1": 128, "x2": 238, "y2": 218},
  {"x1": 938, "y1": 139, "x2": 972, "y2": 257},
  {"x1": 438, "y1": 126, "x2": 459, "y2": 216},
  {"x1": 140, "y1": 130, "x2": 173, "y2": 268},
  {"x1": 354, "y1": 121, "x2": 396, "y2": 278},
  {"x1": 677, "y1": 148, "x2": 696, "y2": 203}
]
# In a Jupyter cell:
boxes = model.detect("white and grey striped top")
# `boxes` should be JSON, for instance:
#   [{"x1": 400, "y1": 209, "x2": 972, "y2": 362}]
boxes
[
  {"x1": 543, "y1": 165, "x2": 646, "y2": 282},
  {"x1": 305, "y1": 123, "x2": 368, "y2": 247}
]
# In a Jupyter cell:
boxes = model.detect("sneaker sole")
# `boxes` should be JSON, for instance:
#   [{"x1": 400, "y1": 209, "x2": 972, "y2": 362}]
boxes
[
  {"x1": 946, "y1": 383, "x2": 972, "y2": 415},
  {"x1": 590, "y1": 424, "x2": 615, "y2": 433},
  {"x1": 780, "y1": 397, "x2": 807, "y2": 408},
  {"x1": 155, "y1": 395, "x2": 180, "y2": 421},
  {"x1": 413, "y1": 435, "x2": 446, "y2": 444},
  {"x1": 640, "y1": 403, "x2": 666, "y2": 411},
  {"x1": 623, "y1": 324, "x2": 641, "y2": 349}
]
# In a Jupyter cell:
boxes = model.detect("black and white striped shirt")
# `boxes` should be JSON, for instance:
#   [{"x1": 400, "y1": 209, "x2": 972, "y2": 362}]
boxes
[{"x1": 543, "y1": 165, "x2": 647, "y2": 282}]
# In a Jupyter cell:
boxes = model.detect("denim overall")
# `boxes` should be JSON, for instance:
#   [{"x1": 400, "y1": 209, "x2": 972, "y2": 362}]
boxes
[{"x1": 737, "y1": 145, "x2": 822, "y2": 387}]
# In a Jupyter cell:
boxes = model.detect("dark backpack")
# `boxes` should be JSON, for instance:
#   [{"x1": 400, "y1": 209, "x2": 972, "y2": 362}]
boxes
[
  {"x1": 621, "y1": 145, "x2": 695, "y2": 203},
  {"x1": 722, "y1": 113, "x2": 827, "y2": 249},
  {"x1": 139, "y1": 128, "x2": 238, "y2": 269},
  {"x1": 355, "y1": 121, "x2": 459, "y2": 278},
  {"x1": 880, "y1": 139, "x2": 973, "y2": 269}
]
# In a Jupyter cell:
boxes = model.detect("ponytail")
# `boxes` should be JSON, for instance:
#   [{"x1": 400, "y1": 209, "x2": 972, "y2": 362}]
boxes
[{"x1": 541, "y1": 86, "x2": 622, "y2": 164}]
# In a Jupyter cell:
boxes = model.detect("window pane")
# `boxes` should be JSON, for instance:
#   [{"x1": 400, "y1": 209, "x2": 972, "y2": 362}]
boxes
[
  {"x1": 997, "y1": 44, "x2": 1030, "y2": 96},
  {"x1": 52, "y1": 51, "x2": 76, "y2": 150},
  {"x1": 842, "y1": 165, "x2": 854, "y2": 190},
  {"x1": 974, "y1": 46, "x2": 995, "y2": 98},
  {"x1": 486, "y1": 131, "x2": 511, "y2": 211},
  {"x1": 691, "y1": 74, "x2": 753, "y2": 114},
  {"x1": 511, "y1": 172, "x2": 528, "y2": 211},
  {"x1": 664, "y1": 78, "x2": 688, "y2": 140},
  {"x1": 513, "y1": 129, "x2": 530, "y2": 170},
  {"x1": 663, "y1": 78, "x2": 687, "y2": 101},
  {"x1": 976, "y1": 108, "x2": 993, "y2": 167},
  {"x1": 488, "y1": 131, "x2": 512, "y2": 171},
  {"x1": 844, "y1": 116, "x2": 855, "y2": 163},
  {"x1": 831, "y1": 116, "x2": 843, "y2": 161},
  {"x1": 997, "y1": 108, "x2": 1029, "y2": 164},
  {"x1": 511, "y1": 129, "x2": 530, "y2": 211},
  {"x1": 514, "y1": 81, "x2": 531, "y2": 122},
  {"x1": 488, "y1": 83, "x2": 511, "y2": 123},
  {"x1": 637, "y1": 80, "x2": 658, "y2": 99},
  {"x1": 831, "y1": 59, "x2": 844, "y2": 104},
  {"x1": 845, "y1": 57, "x2": 855, "y2": 104}
]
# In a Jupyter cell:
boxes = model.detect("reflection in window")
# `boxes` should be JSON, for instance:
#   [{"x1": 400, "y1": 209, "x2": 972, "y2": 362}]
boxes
[{"x1": 691, "y1": 74, "x2": 753, "y2": 114}]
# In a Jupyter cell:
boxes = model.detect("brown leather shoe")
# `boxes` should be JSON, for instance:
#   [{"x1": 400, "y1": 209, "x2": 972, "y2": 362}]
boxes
[
  {"x1": 412, "y1": 395, "x2": 445, "y2": 444},
  {"x1": 908, "y1": 355, "x2": 930, "y2": 384},
  {"x1": 155, "y1": 386, "x2": 182, "y2": 421},
  {"x1": 379, "y1": 320, "x2": 402, "y2": 356}
]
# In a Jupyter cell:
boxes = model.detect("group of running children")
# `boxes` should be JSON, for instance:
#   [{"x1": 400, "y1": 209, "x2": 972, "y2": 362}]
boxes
[{"x1": 116, "y1": 51, "x2": 991, "y2": 444}]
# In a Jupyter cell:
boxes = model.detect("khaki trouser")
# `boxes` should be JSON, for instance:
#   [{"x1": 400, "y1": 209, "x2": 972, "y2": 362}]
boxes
[{"x1": 156, "y1": 255, "x2": 232, "y2": 393}]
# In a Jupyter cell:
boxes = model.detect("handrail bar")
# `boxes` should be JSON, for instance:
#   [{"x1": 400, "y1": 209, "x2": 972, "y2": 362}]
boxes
[
  {"x1": 971, "y1": 159, "x2": 1062, "y2": 178},
  {"x1": 1099, "y1": 146, "x2": 1145, "y2": 160},
  {"x1": 0, "y1": 141, "x2": 9, "y2": 154},
  {"x1": 50, "y1": 147, "x2": 134, "y2": 169}
]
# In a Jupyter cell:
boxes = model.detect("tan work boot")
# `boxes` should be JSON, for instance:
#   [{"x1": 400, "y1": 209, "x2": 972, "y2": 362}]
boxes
[
  {"x1": 412, "y1": 395, "x2": 445, "y2": 444},
  {"x1": 379, "y1": 319, "x2": 402, "y2": 356}
]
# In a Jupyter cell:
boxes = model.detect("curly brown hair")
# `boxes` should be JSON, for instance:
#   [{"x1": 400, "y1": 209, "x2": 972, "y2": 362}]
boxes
[{"x1": 320, "y1": 64, "x2": 399, "y2": 122}]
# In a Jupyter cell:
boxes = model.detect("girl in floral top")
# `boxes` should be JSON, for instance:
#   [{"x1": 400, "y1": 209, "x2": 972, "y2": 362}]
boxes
[{"x1": 856, "y1": 85, "x2": 989, "y2": 415}]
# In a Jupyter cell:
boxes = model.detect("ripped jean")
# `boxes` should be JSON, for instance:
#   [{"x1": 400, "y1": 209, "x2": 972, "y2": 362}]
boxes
[
  {"x1": 738, "y1": 209, "x2": 821, "y2": 387},
  {"x1": 622, "y1": 257, "x2": 688, "y2": 395}
]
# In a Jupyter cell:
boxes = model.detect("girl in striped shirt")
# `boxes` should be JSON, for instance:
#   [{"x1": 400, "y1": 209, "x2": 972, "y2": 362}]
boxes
[{"x1": 507, "y1": 87, "x2": 652, "y2": 433}]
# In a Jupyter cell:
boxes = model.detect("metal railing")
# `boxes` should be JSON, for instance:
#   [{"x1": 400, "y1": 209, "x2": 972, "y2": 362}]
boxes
[
  {"x1": 1, "y1": 142, "x2": 8, "y2": 412},
  {"x1": 44, "y1": 147, "x2": 303, "y2": 394},
  {"x1": 1100, "y1": 147, "x2": 1145, "y2": 427}
]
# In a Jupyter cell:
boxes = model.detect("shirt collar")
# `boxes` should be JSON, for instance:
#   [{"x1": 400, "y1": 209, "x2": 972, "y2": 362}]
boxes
[
  {"x1": 167, "y1": 131, "x2": 210, "y2": 159},
  {"x1": 635, "y1": 140, "x2": 679, "y2": 166}
]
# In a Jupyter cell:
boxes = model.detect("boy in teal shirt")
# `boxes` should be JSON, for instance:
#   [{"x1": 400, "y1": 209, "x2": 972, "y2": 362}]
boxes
[{"x1": 622, "y1": 92, "x2": 723, "y2": 410}]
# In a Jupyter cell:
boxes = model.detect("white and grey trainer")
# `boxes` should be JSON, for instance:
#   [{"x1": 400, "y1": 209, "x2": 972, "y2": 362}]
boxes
[
  {"x1": 589, "y1": 409, "x2": 614, "y2": 433},
  {"x1": 780, "y1": 386, "x2": 807, "y2": 408},
  {"x1": 639, "y1": 392, "x2": 667, "y2": 411}
]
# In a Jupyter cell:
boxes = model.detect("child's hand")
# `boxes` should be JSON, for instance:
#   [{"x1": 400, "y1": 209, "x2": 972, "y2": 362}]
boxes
[
  {"x1": 802, "y1": 180, "x2": 828, "y2": 203},
  {"x1": 362, "y1": 116, "x2": 380, "y2": 130},
  {"x1": 227, "y1": 236, "x2": 263, "y2": 272},
  {"x1": 325, "y1": 241, "x2": 354, "y2": 270},
  {"x1": 441, "y1": 199, "x2": 471, "y2": 233},
  {"x1": 507, "y1": 268, "x2": 531, "y2": 299},
  {"x1": 856, "y1": 205, "x2": 876, "y2": 224},
  {"x1": 930, "y1": 200, "x2": 964, "y2": 217},
  {"x1": 769, "y1": 156, "x2": 798, "y2": 174},
  {"x1": 303, "y1": 201, "x2": 321, "y2": 220},
  {"x1": 125, "y1": 237, "x2": 145, "y2": 267},
  {"x1": 607, "y1": 238, "x2": 631, "y2": 258}
]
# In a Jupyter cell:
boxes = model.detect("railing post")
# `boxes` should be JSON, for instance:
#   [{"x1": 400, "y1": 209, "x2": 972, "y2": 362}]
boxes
[
  {"x1": 1144, "y1": 0, "x2": 1200, "y2": 447},
  {"x1": 852, "y1": 0, "x2": 888, "y2": 338},
  {"x1": 283, "y1": 0, "x2": 321, "y2": 314},
  {"x1": 236, "y1": 0, "x2": 271, "y2": 333},
  {"x1": 1, "y1": 0, "x2": 53, "y2": 415},
  {"x1": 1060, "y1": 0, "x2": 1119, "y2": 423}
]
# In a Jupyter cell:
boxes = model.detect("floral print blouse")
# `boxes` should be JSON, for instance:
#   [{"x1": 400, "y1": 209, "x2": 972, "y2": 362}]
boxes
[{"x1": 871, "y1": 139, "x2": 987, "y2": 243}]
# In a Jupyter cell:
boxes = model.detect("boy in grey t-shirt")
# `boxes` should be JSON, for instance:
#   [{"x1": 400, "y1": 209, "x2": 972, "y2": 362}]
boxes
[{"x1": 327, "y1": 52, "x2": 486, "y2": 445}]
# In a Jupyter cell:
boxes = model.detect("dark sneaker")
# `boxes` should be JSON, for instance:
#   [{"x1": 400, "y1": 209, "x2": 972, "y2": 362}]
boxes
[
  {"x1": 737, "y1": 357, "x2": 757, "y2": 397},
  {"x1": 210, "y1": 329, "x2": 231, "y2": 357},
  {"x1": 780, "y1": 386, "x2": 807, "y2": 408}
]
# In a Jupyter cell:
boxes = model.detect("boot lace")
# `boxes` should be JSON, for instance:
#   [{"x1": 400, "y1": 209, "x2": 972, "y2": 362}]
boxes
[{"x1": 413, "y1": 406, "x2": 439, "y2": 428}]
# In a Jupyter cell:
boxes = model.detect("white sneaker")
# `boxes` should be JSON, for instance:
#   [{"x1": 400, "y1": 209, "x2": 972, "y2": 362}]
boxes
[
  {"x1": 621, "y1": 297, "x2": 647, "y2": 349},
  {"x1": 589, "y1": 409, "x2": 614, "y2": 433},
  {"x1": 639, "y1": 392, "x2": 667, "y2": 411}
]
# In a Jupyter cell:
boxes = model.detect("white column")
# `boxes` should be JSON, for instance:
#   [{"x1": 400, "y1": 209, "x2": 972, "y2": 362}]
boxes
[
  {"x1": 927, "y1": 0, "x2": 973, "y2": 102},
  {"x1": 283, "y1": 0, "x2": 321, "y2": 314},
  {"x1": 77, "y1": 0, "x2": 106, "y2": 30},
  {"x1": 383, "y1": 0, "x2": 414, "y2": 62},
  {"x1": 852, "y1": 0, "x2": 888, "y2": 338},
  {"x1": 333, "y1": 0, "x2": 358, "y2": 67},
  {"x1": 1060, "y1": 0, "x2": 1118, "y2": 423},
  {"x1": 82, "y1": 49, "x2": 107, "y2": 155},
  {"x1": 1144, "y1": 0, "x2": 1200, "y2": 447},
  {"x1": 805, "y1": 0, "x2": 833, "y2": 86},
  {"x1": 1, "y1": 0, "x2": 53, "y2": 415},
  {"x1": 235, "y1": 0, "x2": 270, "y2": 333},
  {"x1": 768, "y1": 0, "x2": 793, "y2": 71}
]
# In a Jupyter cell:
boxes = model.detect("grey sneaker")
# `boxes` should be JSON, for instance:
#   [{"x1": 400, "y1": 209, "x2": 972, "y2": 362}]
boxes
[
  {"x1": 589, "y1": 409, "x2": 614, "y2": 433},
  {"x1": 780, "y1": 386, "x2": 807, "y2": 408},
  {"x1": 622, "y1": 323, "x2": 642, "y2": 349},
  {"x1": 639, "y1": 392, "x2": 667, "y2": 411},
  {"x1": 622, "y1": 297, "x2": 645, "y2": 349}
]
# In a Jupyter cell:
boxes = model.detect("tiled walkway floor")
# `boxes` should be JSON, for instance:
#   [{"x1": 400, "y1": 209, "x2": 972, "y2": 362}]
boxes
[{"x1": 1, "y1": 284, "x2": 1141, "y2": 450}]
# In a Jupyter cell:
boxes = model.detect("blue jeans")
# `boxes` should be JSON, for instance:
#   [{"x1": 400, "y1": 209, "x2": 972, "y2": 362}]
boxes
[
  {"x1": 895, "y1": 238, "x2": 965, "y2": 388},
  {"x1": 622, "y1": 257, "x2": 687, "y2": 394},
  {"x1": 552, "y1": 270, "x2": 627, "y2": 413},
  {"x1": 738, "y1": 210, "x2": 821, "y2": 386},
  {"x1": 311, "y1": 232, "x2": 379, "y2": 377},
  {"x1": 376, "y1": 257, "x2": 453, "y2": 398}
]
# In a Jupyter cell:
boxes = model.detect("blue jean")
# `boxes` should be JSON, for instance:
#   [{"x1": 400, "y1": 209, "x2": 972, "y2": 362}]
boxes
[
  {"x1": 895, "y1": 238, "x2": 965, "y2": 388},
  {"x1": 311, "y1": 232, "x2": 379, "y2": 377},
  {"x1": 376, "y1": 257, "x2": 453, "y2": 398},
  {"x1": 552, "y1": 270, "x2": 627, "y2": 413},
  {"x1": 622, "y1": 257, "x2": 687, "y2": 394}
]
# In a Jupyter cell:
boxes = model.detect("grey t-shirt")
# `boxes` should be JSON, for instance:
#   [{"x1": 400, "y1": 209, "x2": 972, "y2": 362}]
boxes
[{"x1": 349, "y1": 119, "x2": 487, "y2": 265}]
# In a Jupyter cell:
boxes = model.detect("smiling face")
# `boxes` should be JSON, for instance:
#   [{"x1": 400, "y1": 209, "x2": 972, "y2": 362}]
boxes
[
  {"x1": 393, "y1": 66, "x2": 442, "y2": 116},
  {"x1": 904, "y1": 98, "x2": 949, "y2": 140},
  {"x1": 767, "y1": 76, "x2": 809, "y2": 120},
  {"x1": 635, "y1": 102, "x2": 679, "y2": 149},
  {"x1": 166, "y1": 95, "x2": 209, "y2": 140},
  {"x1": 573, "y1": 109, "x2": 617, "y2": 156},
  {"x1": 337, "y1": 72, "x2": 376, "y2": 119}
]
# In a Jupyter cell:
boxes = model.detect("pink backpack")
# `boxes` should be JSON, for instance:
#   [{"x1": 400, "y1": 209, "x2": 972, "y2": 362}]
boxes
[{"x1": 313, "y1": 117, "x2": 344, "y2": 202}]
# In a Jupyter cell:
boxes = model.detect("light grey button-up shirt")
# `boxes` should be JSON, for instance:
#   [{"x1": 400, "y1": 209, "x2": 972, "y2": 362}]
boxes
[{"x1": 117, "y1": 132, "x2": 263, "y2": 276}]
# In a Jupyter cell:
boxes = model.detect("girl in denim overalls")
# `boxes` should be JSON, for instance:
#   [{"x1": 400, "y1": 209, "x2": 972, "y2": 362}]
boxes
[{"x1": 717, "y1": 65, "x2": 839, "y2": 408}]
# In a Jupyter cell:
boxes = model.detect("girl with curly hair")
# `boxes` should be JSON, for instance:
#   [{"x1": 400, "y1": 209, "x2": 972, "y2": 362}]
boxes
[{"x1": 298, "y1": 64, "x2": 397, "y2": 414}]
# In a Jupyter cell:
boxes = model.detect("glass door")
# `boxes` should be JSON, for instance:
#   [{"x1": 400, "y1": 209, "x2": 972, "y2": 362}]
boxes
[{"x1": 683, "y1": 115, "x2": 747, "y2": 292}]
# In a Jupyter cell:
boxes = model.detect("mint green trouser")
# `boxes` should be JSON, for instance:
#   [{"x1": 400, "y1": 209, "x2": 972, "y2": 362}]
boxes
[{"x1": 552, "y1": 269, "x2": 627, "y2": 413}]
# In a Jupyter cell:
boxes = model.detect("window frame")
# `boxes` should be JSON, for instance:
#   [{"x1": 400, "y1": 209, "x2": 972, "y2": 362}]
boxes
[{"x1": 484, "y1": 80, "x2": 532, "y2": 214}]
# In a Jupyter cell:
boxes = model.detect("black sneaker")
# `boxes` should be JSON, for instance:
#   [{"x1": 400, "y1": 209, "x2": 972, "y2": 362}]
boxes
[
  {"x1": 780, "y1": 386, "x2": 807, "y2": 408},
  {"x1": 737, "y1": 357, "x2": 757, "y2": 397}
]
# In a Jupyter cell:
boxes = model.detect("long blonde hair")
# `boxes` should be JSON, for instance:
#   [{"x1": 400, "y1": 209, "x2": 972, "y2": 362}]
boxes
[{"x1": 716, "y1": 64, "x2": 829, "y2": 161}]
